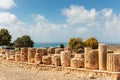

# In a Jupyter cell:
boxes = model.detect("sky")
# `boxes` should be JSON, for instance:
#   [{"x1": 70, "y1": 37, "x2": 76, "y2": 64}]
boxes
[{"x1": 0, "y1": 0, "x2": 120, "y2": 43}]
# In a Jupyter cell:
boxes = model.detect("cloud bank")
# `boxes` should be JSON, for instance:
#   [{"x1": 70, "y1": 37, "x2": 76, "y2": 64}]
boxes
[
  {"x1": 0, "y1": 5, "x2": 120, "y2": 42},
  {"x1": 0, "y1": 0, "x2": 16, "y2": 9}
]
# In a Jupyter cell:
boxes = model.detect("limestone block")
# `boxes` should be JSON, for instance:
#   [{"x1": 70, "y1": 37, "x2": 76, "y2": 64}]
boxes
[
  {"x1": 42, "y1": 56, "x2": 52, "y2": 65},
  {"x1": 35, "y1": 48, "x2": 45, "y2": 64},
  {"x1": 52, "y1": 54, "x2": 61, "y2": 66},
  {"x1": 99, "y1": 44, "x2": 107, "y2": 70},
  {"x1": 15, "y1": 54, "x2": 21, "y2": 61},
  {"x1": 60, "y1": 51, "x2": 71, "y2": 67},
  {"x1": 85, "y1": 48, "x2": 99, "y2": 69},
  {"x1": 28, "y1": 48, "x2": 36, "y2": 63},
  {"x1": 21, "y1": 48, "x2": 28, "y2": 62},
  {"x1": 70, "y1": 58, "x2": 84, "y2": 68},
  {"x1": 47, "y1": 48, "x2": 55, "y2": 55},
  {"x1": 55, "y1": 48, "x2": 64, "y2": 54},
  {"x1": 64, "y1": 47, "x2": 72, "y2": 52},
  {"x1": 31, "y1": 58, "x2": 35, "y2": 63},
  {"x1": 35, "y1": 53, "x2": 43, "y2": 64},
  {"x1": 107, "y1": 53, "x2": 120, "y2": 72},
  {"x1": 74, "y1": 53, "x2": 84, "y2": 58}
]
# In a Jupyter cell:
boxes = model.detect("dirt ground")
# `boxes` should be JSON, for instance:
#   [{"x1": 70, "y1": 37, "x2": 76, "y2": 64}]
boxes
[{"x1": 0, "y1": 61, "x2": 113, "y2": 80}]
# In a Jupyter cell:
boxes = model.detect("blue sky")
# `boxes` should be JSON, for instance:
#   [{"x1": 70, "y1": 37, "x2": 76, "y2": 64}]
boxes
[{"x1": 0, "y1": 0, "x2": 120, "y2": 43}]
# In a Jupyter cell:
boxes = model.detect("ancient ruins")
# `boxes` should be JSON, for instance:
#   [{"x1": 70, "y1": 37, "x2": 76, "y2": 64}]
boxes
[{"x1": 0, "y1": 44, "x2": 120, "y2": 80}]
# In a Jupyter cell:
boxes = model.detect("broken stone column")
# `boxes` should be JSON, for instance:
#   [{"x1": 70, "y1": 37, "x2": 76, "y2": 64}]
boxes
[
  {"x1": 70, "y1": 58, "x2": 84, "y2": 68},
  {"x1": 85, "y1": 48, "x2": 99, "y2": 69},
  {"x1": 99, "y1": 44, "x2": 107, "y2": 70},
  {"x1": 42, "y1": 55, "x2": 52, "y2": 65},
  {"x1": 60, "y1": 51, "x2": 71, "y2": 67},
  {"x1": 107, "y1": 53, "x2": 120, "y2": 72},
  {"x1": 15, "y1": 54, "x2": 21, "y2": 61},
  {"x1": 35, "y1": 48, "x2": 44, "y2": 64},
  {"x1": 74, "y1": 53, "x2": 84, "y2": 58},
  {"x1": 28, "y1": 48, "x2": 36, "y2": 63},
  {"x1": 52, "y1": 54, "x2": 61, "y2": 66},
  {"x1": 21, "y1": 48, "x2": 28, "y2": 62},
  {"x1": 64, "y1": 47, "x2": 72, "y2": 53},
  {"x1": 84, "y1": 48, "x2": 92, "y2": 68},
  {"x1": 47, "y1": 48, "x2": 55, "y2": 55},
  {"x1": 55, "y1": 48, "x2": 64, "y2": 54}
]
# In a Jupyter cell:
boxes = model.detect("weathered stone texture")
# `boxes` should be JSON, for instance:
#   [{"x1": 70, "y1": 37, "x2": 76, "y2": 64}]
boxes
[
  {"x1": 74, "y1": 53, "x2": 84, "y2": 59},
  {"x1": 99, "y1": 44, "x2": 107, "y2": 70},
  {"x1": 42, "y1": 56, "x2": 52, "y2": 65},
  {"x1": 70, "y1": 58, "x2": 84, "y2": 68},
  {"x1": 52, "y1": 54, "x2": 61, "y2": 66},
  {"x1": 21, "y1": 48, "x2": 28, "y2": 62},
  {"x1": 47, "y1": 48, "x2": 55, "y2": 55},
  {"x1": 107, "y1": 53, "x2": 120, "y2": 72},
  {"x1": 28, "y1": 48, "x2": 36, "y2": 63},
  {"x1": 60, "y1": 51, "x2": 71, "y2": 67},
  {"x1": 55, "y1": 48, "x2": 64, "y2": 54},
  {"x1": 85, "y1": 48, "x2": 99, "y2": 69}
]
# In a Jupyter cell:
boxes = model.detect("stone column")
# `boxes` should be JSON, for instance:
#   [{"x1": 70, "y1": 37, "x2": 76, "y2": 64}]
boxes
[
  {"x1": 99, "y1": 44, "x2": 107, "y2": 70},
  {"x1": 55, "y1": 48, "x2": 64, "y2": 54},
  {"x1": 107, "y1": 53, "x2": 120, "y2": 72},
  {"x1": 35, "y1": 48, "x2": 43, "y2": 64},
  {"x1": 60, "y1": 51, "x2": 71, "y2": 67},
  {"x1": 28, "y1": 48, "x2": 36, "y2": 63},
  {"x1": 47, "y1": 48, "x2": 55, "y2": 56},
  {"x1": 85, "y1": 48, "x2": 99, "y2": 69},
  {"x1": 42, "y1": 55, "x2": 52, "y2": 65},
  {"x1": 84, "y1": 48, "x2": 92, "y2": 68},
  {"x1": 70, "y1": 58, "x2": 84, "y2": 68},
  {"x1": 21, "y1": 48, "x2": 28, "y2": 62}
]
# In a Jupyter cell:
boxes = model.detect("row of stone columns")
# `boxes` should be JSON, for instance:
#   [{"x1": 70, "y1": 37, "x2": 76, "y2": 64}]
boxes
[{"x1": 19, "y1": 44, "x2": 120, "y2": 72}]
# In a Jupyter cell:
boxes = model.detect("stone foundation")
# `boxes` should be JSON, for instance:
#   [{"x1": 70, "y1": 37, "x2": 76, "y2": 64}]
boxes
[{"x1": 2, "y1": 61, "x2": 120, "y2": 80}]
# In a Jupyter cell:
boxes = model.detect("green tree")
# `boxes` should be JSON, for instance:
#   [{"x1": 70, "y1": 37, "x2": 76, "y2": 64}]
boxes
[
  {"x1": 14, "y1": 35, "x2": 34, "y2": 48},
  {"x1": 0, "y1": 28, "x2": 11, "y2": 46},
  {"x1": 84, "y1": 37, "x2": 98, "y2": 49},
  {"x1": 68, "y1": 38, "x2": 83, "y2": 51},
  {"x1": 60, "y1": 43, "x2": 64, "y2": 48}
]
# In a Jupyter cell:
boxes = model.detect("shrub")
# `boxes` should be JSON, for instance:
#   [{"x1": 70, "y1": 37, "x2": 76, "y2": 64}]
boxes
[
  {"x1": 69, "y1": 38, "x2": 84, "y2": 51},
  {"x1": 84, "y1": 37, "x2": 98, "y2": 49}
]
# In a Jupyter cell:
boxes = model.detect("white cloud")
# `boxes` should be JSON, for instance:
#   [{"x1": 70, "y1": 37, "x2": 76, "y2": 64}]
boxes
[
  {"x1": 62, "y1": 5, "x2": 120, "y2": 42},
  {"x1": 101, "y1": 8, "x2": 113, "y2": 17},
  {"x1": 0, "y1": 0, "x2": 16, "y2": 9},
  {"x1": 0, "y1": 12, "x2": 17, "y2": 24},
  {"x1": 1, "y1": 5, "x2": 120, "y2": 43},
  {"x1": 75, "y1": 27, "x2": 89, "y2": 33},
  {"x1": 0, "y1": 12, "x2": 27, "y2": 41},
  {"x1": 62, "y1": 5, "x2": 97, "y2": 26}
]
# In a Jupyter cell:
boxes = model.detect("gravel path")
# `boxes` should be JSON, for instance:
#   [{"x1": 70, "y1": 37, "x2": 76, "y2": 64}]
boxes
[{"x1": 0, "y1": 61, "x2": 113, "y2": 80}]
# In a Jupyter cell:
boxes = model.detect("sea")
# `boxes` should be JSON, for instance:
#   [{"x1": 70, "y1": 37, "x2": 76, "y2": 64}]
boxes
[{"x1": 34, "y1": 42, "x2": 68, "y2": 48}]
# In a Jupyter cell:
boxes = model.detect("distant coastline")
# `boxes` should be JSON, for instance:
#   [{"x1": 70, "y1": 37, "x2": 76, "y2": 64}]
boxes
[{"x1": 34, "y1": 42, "x2": 68, "y2": 48}]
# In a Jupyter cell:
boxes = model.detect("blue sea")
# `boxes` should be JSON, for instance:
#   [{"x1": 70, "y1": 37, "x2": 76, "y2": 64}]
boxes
[{"x1": 34, "y1": 42, "x2": 68, "y2": 48}]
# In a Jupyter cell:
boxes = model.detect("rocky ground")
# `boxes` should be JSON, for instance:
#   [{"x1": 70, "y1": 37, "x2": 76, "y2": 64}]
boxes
[{"x1": 0, "y1": 61, "x2": 113, "y2": 80}]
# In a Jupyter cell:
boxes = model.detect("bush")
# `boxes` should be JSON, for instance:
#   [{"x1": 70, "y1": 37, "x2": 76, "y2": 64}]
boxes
[
  {"x1": 14, "y1": 35, "x2": 34, "y2": 48},
  {"x1": 60, "y1": 43, "x2": 64, "y2": 48},
  {"x1": 84, "y1": 37, "x2": 98, "y2": 49},
  {"x1": 69, "y1": 38, "x2": 84, "y2": 51},
  {"x1": 0, "y1": 28, "x2": 11, "y2": 46}
]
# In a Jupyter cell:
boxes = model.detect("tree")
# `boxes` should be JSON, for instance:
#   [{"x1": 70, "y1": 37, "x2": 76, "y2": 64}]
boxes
[
  {"x1": 14, "y1": 35, "x2": 34, "y2": 48},
  {"x1": 84, "y1": 37, "x2": 98, "y2": 49},
  {"x1": 0, "y1": 28, "x2": 11, "y2": 46},
  {"x1": 60, "y1": 43, "x2": 64, "y2": 48},
  {"x1": 68, "y1": 38, "x2": 84, "y2": 51}
]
